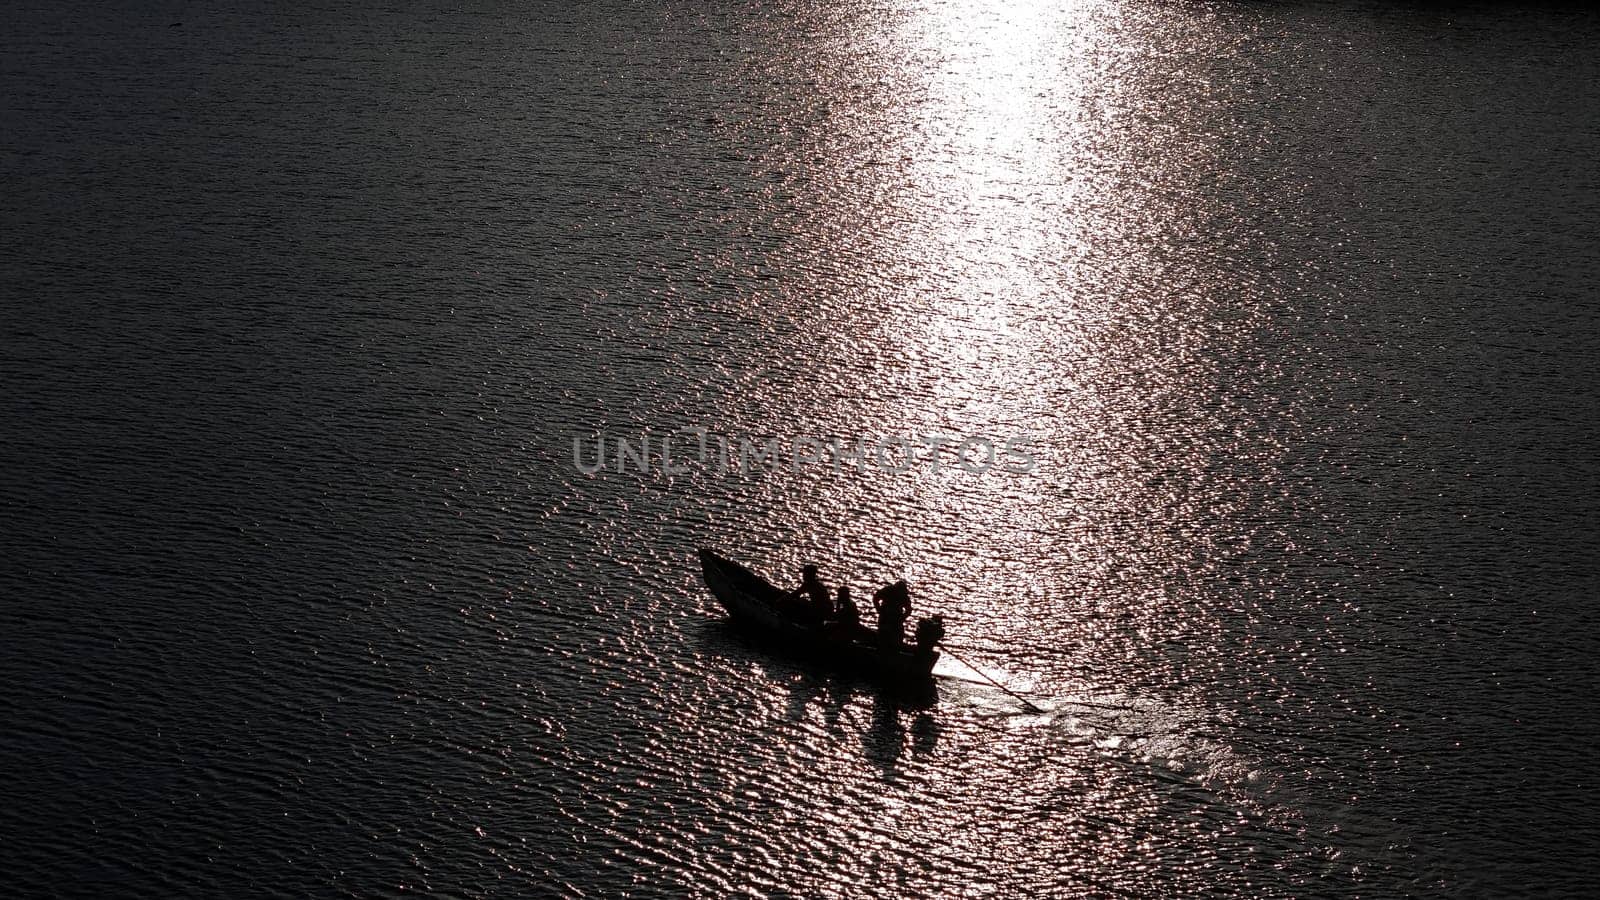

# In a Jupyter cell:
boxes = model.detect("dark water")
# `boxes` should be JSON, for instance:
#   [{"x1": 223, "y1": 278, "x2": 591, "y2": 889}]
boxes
[{"x1": 4, "y1": 0, "x2": 1599, "y2": 896}]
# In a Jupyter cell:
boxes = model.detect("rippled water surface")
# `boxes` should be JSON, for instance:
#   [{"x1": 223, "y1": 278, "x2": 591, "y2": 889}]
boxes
[{"x1": 5, "y1": 0, "x2": 1600, "y2": 896}]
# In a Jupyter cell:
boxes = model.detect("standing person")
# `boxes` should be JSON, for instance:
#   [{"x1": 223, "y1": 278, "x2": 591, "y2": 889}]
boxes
[{"x1": 873, "y1": 581, "x2": 912, "y2": 649}]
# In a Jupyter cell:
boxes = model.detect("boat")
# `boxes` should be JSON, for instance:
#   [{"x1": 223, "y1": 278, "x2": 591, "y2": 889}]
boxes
[{"x1": 698, "y1": 548, "x2": 943, "y2": 686}]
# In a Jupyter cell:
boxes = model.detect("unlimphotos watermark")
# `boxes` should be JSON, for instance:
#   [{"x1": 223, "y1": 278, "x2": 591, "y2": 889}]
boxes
[{"x1": 573, "y1": 427, "x2": 1036, "y2": 476}]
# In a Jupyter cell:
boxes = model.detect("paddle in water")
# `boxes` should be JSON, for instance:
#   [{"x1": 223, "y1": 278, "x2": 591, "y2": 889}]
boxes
[{"x1": 938, "y1": 644, "x2": 1047, "y2": 714}]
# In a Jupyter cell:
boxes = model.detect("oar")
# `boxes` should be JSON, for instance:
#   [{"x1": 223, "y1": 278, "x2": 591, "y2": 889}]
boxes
[{"x1": 938, "y1": 644, "x2": 1047, "y2": 714}]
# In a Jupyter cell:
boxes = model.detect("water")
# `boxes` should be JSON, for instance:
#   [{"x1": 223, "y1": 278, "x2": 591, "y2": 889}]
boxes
[{"x1": 4, "y1": 0, "x2": 1599, "y2": 895}]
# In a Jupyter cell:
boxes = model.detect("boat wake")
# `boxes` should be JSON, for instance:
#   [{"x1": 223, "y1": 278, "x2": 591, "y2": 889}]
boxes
[{"x1": 933, "y1": 670, "x2": 1290, "y2": 825}]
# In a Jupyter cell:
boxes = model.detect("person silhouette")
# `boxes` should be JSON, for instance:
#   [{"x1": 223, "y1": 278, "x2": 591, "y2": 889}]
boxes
[
  {"x1": 790, "y1": 564, "x2": 832, "y2": 622},
  {"x1": 836, "y1": 584, "x2": 860, "y2": 627},
  {"x1": 872, "y1": 581, "x2": 911, "y2": 648}
]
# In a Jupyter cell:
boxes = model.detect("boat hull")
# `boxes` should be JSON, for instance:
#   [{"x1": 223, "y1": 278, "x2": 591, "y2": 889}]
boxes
[{"x1": 698, "y1": 548, "x2": 939, "y2": 685}]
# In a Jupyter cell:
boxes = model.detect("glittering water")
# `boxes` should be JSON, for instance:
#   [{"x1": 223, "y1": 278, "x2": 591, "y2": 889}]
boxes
[{"x1": 4, "y1": 0, "x2": 1600, "y2": 896}]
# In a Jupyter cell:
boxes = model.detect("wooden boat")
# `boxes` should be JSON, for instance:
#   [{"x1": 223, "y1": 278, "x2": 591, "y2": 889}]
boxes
[{"x1": 698, "y1": 548, "x2": 941, "y2": 685}]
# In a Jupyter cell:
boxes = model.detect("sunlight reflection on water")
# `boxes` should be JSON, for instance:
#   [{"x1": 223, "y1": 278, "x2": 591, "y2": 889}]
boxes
[{"x1": 7, "y1": 0, "x2": 1600, "y2": 895}]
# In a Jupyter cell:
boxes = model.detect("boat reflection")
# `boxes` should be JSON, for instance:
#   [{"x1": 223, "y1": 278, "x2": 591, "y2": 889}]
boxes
[
  {"x1": 790, "y1": 669, "x2": 940, "y2": 782},
  {"x1": 701, "y1": 619, "x2": 941, "y2": 780},
  {"x1": 705, "y1": 616, "x2": 939, "y2": 706}
]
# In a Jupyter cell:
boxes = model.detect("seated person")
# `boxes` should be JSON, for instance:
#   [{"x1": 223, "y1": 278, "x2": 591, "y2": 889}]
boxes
[
  {"x1": 783, "y1": 564, "x2": 832, "y2": 623},
  {"x1": 835, "y1": 584, "x2": 860, "y2": 627}
]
